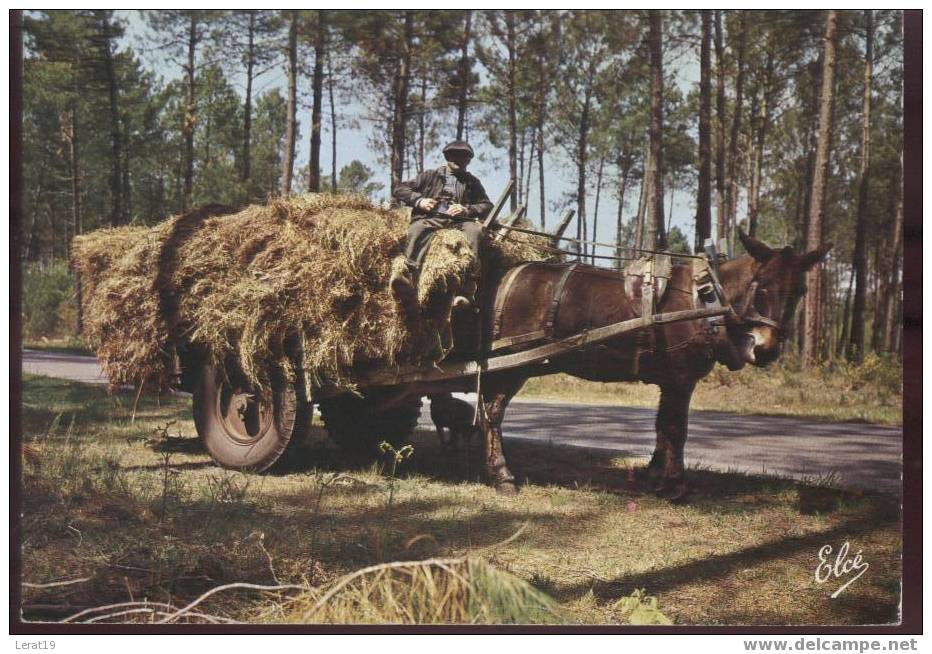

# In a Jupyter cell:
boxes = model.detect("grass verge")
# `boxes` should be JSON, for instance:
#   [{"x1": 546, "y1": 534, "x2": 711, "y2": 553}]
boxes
[
  {"x1": 22, "y1": 337, "x2": 93, "y2": 356},
  {"x1": 520, "y1": 354, "x2": 902, "y2": 426},
  {"x1": 19, "y1": 374, "x2": 901, "y2": 625}
]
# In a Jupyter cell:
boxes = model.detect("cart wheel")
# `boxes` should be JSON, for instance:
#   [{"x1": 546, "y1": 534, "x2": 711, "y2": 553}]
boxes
[
  {"x1": 193, "y1": 362, "x2": 307, "y2": 472},
  {"x1": 318, "y1": 392, "x2": 422, "y2": 461}
]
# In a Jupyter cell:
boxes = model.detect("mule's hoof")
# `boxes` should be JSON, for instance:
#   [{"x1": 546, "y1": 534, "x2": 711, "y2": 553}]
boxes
[{"x1": 495, "y1": 481, "x2": 518, "y2": 496}]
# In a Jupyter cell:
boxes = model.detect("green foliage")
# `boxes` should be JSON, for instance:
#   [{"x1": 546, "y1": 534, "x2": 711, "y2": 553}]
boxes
[
  {"x1": 320, "y1": 160, "x2": 385, "y2": 199},
  {"x1": 665, "y1": 226, "x2": 691, "y2": 253},
  {"x1": 838, "y1": 353, "x2": 902, "y2": 396},
  {"x1": 22, "y1": 261, "x2": 77, "y2": 339},
  {"x1": 614, "y1": 589, "x2": 674, "y2": 625}
]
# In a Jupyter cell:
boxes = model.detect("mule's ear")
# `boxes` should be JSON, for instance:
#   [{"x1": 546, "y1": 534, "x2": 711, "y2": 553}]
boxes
[
  {"x1": 799, "y1": 243, "x2": 832, "y2": 270},
  {"x1": 738, "y1": 229, "x2": 773, "y2": 262}
]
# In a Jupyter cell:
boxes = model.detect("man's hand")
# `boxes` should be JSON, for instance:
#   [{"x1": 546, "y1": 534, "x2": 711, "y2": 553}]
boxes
[
  {"x1": 417, "y1": 198, "x2": 438, "y2": 211},
  {"x1": 447, "y1": 203, "x2": 468, "y2": 217}
]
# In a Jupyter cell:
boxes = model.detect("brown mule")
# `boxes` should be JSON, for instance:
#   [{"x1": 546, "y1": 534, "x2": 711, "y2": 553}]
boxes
[{"x1": 472, "y1": 230, "x2": 829, "y2": 499}]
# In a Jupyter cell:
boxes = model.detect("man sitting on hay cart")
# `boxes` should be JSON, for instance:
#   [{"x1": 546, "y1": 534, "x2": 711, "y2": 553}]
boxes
[{"x1": 391, "y1": 140, "x2": 492, "y2": 309}]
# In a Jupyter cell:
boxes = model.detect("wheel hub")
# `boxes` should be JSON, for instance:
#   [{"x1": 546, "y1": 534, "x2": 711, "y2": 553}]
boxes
[{"x1": 218, "y1": 385, "x2": 273, "y2": 444}]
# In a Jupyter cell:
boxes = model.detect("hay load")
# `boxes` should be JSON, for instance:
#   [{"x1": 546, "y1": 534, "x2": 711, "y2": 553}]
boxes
[{"x1": 72, "y1": 194, "x2": 552, "y2": 393}]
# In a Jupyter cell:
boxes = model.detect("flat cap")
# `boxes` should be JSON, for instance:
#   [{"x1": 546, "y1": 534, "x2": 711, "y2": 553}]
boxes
[{"x1": 442, "y1": 140, "x2": 475, "y2": 159}]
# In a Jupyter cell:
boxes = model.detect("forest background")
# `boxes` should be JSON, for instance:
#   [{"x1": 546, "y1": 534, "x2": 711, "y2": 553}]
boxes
[{"x1": 20, "y1": 9, "x2": 904, "y2": 367}]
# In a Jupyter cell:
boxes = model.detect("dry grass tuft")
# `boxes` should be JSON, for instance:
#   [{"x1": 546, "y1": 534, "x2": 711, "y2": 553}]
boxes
[
  {"x1": 73, "y1": 195, "x2": 553, "y2": 393},
  {"x1": 273, "y1": 557, "x2": 565, "y2": 624}
]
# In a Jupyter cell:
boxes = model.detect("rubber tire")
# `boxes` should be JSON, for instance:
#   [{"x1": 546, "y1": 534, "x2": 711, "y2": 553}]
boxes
[
  {"x1": 193, "y1": 362, "x2": 305, "y2": 472},
  {"x1": 318, "y1": 392, "x2": 422, "y2": 461}
]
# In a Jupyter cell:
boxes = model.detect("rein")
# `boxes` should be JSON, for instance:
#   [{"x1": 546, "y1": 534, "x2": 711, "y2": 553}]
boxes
[{"x1": 487, "y1": 222, "x2": 707, "y2": 262}]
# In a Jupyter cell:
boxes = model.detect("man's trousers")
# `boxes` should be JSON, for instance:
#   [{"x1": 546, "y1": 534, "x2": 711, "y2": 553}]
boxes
[{"x1": 403, "y1": 217, "x2": 483, "y2": 267}]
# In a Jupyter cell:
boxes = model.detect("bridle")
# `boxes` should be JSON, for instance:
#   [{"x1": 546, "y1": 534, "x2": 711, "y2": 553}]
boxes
[{"x1": 734, "y1": 280, "x2": 781, "y2": 330}]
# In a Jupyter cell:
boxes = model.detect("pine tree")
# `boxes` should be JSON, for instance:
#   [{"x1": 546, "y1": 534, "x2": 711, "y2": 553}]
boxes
[{"x1": 803, "y1": 10, "x2": 839, "y2": 367}]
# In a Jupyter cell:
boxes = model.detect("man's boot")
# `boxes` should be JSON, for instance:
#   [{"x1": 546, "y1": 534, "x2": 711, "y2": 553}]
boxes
[
  {"x1": 390, "y1": 260, "x2": 419, "y2": 313},
  {"x1": 453, "y1": 275, "x2": 478, "y2": 310}
]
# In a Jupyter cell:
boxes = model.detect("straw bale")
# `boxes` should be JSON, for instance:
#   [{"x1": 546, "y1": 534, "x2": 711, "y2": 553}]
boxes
[{"x1": 73, "y1": 194, "x2": 555, "y2": 393}]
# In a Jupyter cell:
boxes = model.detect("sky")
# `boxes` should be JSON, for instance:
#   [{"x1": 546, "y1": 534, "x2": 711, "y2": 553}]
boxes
[{"x1": 121, "y1": 10, "x2": 705, "y2": 259}]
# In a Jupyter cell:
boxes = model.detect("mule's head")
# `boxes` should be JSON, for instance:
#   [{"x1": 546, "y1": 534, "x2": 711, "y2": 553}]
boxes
[{"x1": 719, "y1": 230, "x2": 830, "y2": 368}]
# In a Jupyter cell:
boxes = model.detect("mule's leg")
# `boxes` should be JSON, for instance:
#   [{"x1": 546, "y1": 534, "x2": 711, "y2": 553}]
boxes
[
  {"x1": 480, "y1": 378, "x2": 525, "y2": 495},
  {"x1": 653, "y1": 382, "x2": 695, "y2": 501},
  {"x1": 646, "y1": 440, "x2": 667, "y2": 480},
  {"x1": 436, "y1": 425, "x2": 449, "y2": 446}
]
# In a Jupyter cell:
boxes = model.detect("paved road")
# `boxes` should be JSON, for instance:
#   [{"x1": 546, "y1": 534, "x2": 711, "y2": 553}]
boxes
[{"x1": 22, "y1": 349, "x2": 902, "y2": 495}]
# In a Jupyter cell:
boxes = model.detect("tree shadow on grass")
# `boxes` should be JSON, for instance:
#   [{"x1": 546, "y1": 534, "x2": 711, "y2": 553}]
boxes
[
  {"x1": 267, "y1": 426, "x2": 901, "y2": 525},
  {"x1": 553, "y1": 500, "x2": 900, "y2": 625},
  {"x1": 368, "y1": 431, "x2": 900, "y2": 518},
  {"x1": 146, "y1": 435, "x2": 206, "y2": 454},
  {"x1": 21, "y1": 376, "x2": 192, "y2": 441},
  {"x1": 121, "y1": 460, "x2": 216, "y2": 473}
]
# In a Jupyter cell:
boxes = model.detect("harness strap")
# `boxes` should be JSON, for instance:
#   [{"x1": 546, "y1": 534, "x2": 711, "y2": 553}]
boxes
[
  {"x1": 640, "y1": 257, "x2": 655, "y2": 323},
  {"x1": 491, "y1": 262, "x2": 534, "y2": 341},
  {"x1": 692, "y1": 257, "x2": 730, "y2": 334},
  {"x1": 545, "y1": 263, "x2": 581, "y2": 338}
]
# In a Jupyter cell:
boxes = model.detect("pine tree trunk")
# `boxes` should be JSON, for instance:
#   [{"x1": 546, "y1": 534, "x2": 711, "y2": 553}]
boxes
[
  {"x1": 837, "y1": 268, "x2": 855, "y2": 357},
  {"x1": 615, "y1": 156, "x2": 632, "y2": 269},
  {"x1": 820, "y1": 265, "x2": 833, "y2": 362},
  {"x1": 65, "y1": 106, "x2": 83, "y2": 334},
  {"x1": 746, "y1": 87, "x2": 761, "y2": 233},
  {"x1": 390, "y1": 11, "x2": 413, "y2": 192},
  {"x1": 524, "y1": 127, "x2": 535, "y2": 209},
  {"x1": 872, "y1": 221, "x2": 890, "y2": 353},
  {"x1": 748, "y1": 41, "x2": 775, "y2": 238},
  {"x1": 575, "y1": 77, "x2": 593, "y2": 261},
  {"x1": 695, "y1": 9, "x2": 712, "y2": 252},
  {"x1": 99, "y1": 12, "x2": 123, "y2": 226},
  {"x1": 635, "y1": 141, "x2": 650, "y2": 251},
  {"x1": 847, "y1": 10, "x2": 873, "y2": 363},
  {"x1": 122, "y1": 127, "x2": 132, "y2": 218},
  {"x1": 883, "y1": 174, "x2": 903, "y2": 352},
  {"x1": 417, "y1": 75, "x2": 426, "y2": 173},
  {"x1": 183, "y1": 14, "x2": 197, "y2": 210},
  {"x1": 328, "y1": 51, "x2": 337, "y2": 191},
  {"x1": 724, "y1": 10, "x2": 747, "y2": 252},
  {"x1": 803, "y1": 10, "x2": 839, "y2": 367},
  {"x1": 536, "y1": 29, "x2": 546, "y2": 230},
  {"x1": 713, "y1": 10, "x2": 726, "y2": 245},
  {"x1": 203, "y1": 95, "x2": 212, "y2": 165},
  {"x1": 646, "y1": 11, "x2": 665, "y2": 250},
  {"x1": 281, "y1": 11, "x2": 298, "y2": 196},
  {"x1": 537, "y1": 127, "x2": 545, "y2": 229},
  {"x1": 517, "y1": 128, "x2": 525, "y2": 203},
  {"x1": 593, "y1": 155, "x2": 604, "y2": 264},
  {"x1": 25, "y1": 184, "x2": 41, "y2": 262},
  {"x1": 456, "y1": 11, "x2": 472, "y2": 140},
  {"x1": 241, "y1": 11, "x2": 255, "y2": 186},
  {"x1": 506, "y1": 10, "x2": 518, "y2": 211},
  {"x1": 797, "y1": 130, "x2": 817, "y2": 251},
  {"x1": 309, "y1": 11, "x2": 326, "y2": 192}
]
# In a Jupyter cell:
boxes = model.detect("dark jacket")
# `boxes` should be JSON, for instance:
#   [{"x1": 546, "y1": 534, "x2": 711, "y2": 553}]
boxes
[{"x1": 393, "y1": 166, "x2": 493, "y2": 220}]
